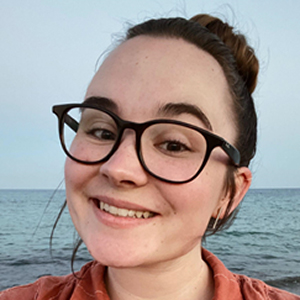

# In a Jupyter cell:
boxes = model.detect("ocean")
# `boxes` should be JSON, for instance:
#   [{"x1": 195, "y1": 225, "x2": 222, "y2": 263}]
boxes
[{"x1": 0, "y1": 189, "x2": 299, "y2": 295}]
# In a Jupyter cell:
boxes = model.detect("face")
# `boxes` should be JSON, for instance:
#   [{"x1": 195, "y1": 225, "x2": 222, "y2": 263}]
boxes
[{"x1": 65, "y1": 36, "x2": 237, "y2": 268}]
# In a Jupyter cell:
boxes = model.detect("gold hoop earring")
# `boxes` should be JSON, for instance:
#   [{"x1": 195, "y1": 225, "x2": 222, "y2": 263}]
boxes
[{"x1": 212, "y1": 207, "x2": 223, "y2": 230}]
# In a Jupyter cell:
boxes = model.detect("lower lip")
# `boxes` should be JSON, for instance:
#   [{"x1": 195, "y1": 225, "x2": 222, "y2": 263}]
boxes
[{"x1": 91, "y1": 199, "x2": 157, "y2": 229}]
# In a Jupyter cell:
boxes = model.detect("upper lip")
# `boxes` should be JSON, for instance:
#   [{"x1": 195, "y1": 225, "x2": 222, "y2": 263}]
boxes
[{"x1": 91, "y1": 195, "x2": 159, "y2": 214}]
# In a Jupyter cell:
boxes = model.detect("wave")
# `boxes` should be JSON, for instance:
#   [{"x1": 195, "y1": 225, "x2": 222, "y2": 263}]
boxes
[
  {"x1": 223, "y1": 230, "x2": 280, "y2": 238},
  {"x1": 4, "y1": 258, "x2": 55, "y2": 266},
  {"x1": 266, "y1": 276, "x2": 300, "y2": 288},
  {"x1": 2, "y1": 254, "x2": 91, "y2": 267}
]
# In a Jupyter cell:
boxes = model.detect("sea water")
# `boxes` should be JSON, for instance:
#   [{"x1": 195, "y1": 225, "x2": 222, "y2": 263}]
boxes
[{"x1": 0, "y1": 189, "x2": 299, "y2": 294}]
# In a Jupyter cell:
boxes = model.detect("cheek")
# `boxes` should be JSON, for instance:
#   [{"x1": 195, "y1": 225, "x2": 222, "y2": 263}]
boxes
[
  {"x1": 64, "y1": 159, "x2": 83, "y2": 219},
  {"x1": 159, "y1": 164, "x2": 227, "y2": 221},
  {"x1": 64, "y1": 159, "x2": 95, "y2": 218},
  {"x1": 64, "y1": 158, "x2": 96, "y2": 237},
  {"x1": 65, "y1": 158, "x2": 79, "y2": 191},
  {"x1": 64, "y1": 158, "x2": 96, "y2": 192}
]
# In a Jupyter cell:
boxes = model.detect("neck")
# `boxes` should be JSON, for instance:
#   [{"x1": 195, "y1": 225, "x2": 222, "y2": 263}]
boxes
[{"x1": 106, "y1": 245, "x2": 214, "y2": 300}]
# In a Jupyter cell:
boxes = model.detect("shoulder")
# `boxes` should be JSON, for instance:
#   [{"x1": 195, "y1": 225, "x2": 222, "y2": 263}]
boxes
[
  {"x1": 234, "y1": 274, "x2": 300, "y2": 300},
  {"x1": 0, "y1": 261, "x2": 108, "y2": 300},
  {"x1": 0, "y1": 273, "x2": 76, "y2": 300},
  {"x1": 202, "y1": 248, "x2": 300, "y2": 300}
]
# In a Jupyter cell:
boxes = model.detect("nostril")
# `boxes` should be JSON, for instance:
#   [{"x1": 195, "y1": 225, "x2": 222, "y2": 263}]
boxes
[{"x1": 119, "y1": 180, "x2": 136, "y2": 186}]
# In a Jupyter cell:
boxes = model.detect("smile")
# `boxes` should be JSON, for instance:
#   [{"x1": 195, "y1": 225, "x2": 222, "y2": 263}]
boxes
[{"x1": 96, "y1": 200, "x2": 155, "y2": 219}]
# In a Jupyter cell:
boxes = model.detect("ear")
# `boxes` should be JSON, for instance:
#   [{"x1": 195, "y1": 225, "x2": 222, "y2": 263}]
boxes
[
  {"x1": 213, "y1": 167, "x2": 252, "y2": 218},
  {"x1": 228, "y1": 167, "x2": 252, "y2": 214}
]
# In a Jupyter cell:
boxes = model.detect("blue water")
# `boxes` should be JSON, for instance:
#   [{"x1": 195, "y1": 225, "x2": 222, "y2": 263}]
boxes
[{"x1": 0, "y1": 189, "x2": 299, "y2": 294}]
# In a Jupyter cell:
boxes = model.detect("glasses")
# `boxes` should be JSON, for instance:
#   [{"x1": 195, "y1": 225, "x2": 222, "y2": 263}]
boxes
[{"x1": 52, "y1": 103, "x2": 240, "y2": 184}]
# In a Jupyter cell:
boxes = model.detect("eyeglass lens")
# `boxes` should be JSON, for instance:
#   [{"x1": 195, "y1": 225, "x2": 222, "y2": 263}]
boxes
[{"x1": 63, "y1": 107, "x2": 208, "y2": 182}]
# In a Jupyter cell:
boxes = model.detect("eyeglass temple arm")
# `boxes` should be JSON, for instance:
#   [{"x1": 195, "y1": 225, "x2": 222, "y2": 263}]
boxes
[
  {"x1": 64, "y1": 114, "x2": 79, "y2": 132},
  {"x1": 221, "y1": 141, "x2": 241, "y2": 166}
]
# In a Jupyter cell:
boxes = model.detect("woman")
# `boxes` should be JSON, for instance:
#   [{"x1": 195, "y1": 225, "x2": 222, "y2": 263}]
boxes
[{"x1": 1, "y1": 14, "x2": 299, "y2": 300}]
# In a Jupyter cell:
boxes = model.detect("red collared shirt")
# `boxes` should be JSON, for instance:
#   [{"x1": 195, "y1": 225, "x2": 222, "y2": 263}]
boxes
[{"x1": 1, "y1": 249, "x2": 299, "y2": 299}]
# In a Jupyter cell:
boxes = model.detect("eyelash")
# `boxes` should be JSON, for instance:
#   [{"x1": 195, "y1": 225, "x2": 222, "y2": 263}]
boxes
[
  {"x1": 158, "y1": 139, "x2": 191, "y2": 153},
  {"x1": 86, "y1": 128, "x2": 116, "y2": 140}
]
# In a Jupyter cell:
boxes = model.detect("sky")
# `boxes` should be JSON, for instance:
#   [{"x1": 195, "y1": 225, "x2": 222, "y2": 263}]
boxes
[{"x1": 0, "y1": 0, "x2": 299, "y2": 189}]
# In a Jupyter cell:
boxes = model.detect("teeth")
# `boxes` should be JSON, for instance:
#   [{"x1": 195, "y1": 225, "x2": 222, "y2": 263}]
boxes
[
  {"x1": 99, "y1": 201, "x2": 154, "y2": 219},
  {"x1": 109, "y1": 205, "x2": 118, "y2": 215},
  {"x1": 128, "y1": 210, "x2": 135, "y2": 217},
  {"x1": 100, "y1": 201, "x2": 104, "y2": 210},
  {"x1": 118, "y1": 208, "x2": 128, "y2": 217},
  {"x1": 143, "y1": 211, "x2": 150, "y2": 218},
  {"x1": 135, "y1": 211, "x2": 143, "y2": 218}
]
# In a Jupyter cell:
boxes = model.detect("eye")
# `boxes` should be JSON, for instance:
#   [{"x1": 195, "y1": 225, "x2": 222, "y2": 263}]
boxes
[
  {"x1": 87, "y1": 128, "x2": 117, "y2": 141},
  {"x1": 158, "y1": 140, "x2": 191, "y2": 153}
]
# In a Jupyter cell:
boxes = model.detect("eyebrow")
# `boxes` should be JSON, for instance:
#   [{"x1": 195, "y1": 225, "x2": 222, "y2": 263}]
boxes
[
  {"x1": 84, "y1": 96, "x2": 212, "y2": 130},
  {"x1": 84, "y1": 96, "x2": 119, "y2": 113},
  {"x1": 158, "y1": 102, "x2": 213, "y2": 131}
]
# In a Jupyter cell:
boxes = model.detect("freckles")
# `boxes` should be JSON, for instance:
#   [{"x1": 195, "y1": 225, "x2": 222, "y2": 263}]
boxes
[
  {"x1": 65, "y1": 161, "x2": 81, "y2": 187},
  {"x1": 66, "y1": 160, "x2": 99, "y2": 188}
]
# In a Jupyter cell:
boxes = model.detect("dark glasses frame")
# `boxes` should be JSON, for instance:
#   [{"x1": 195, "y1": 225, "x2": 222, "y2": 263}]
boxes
[{"x1": 53, "y1": 103, "x2": 240, "y2": 184}]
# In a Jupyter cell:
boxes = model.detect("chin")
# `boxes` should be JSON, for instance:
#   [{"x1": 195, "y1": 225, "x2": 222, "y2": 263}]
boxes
[
  {"x1": 88, "y1": 246, "x2": 148, "y2": 268},
  {"x1": 85, "y1": 241, "x2": 150, "y2": 268}
]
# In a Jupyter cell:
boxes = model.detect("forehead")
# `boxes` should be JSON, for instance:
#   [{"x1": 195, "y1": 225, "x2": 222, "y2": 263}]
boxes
[{"x1": 86, "y1": 36, "x2": 234, "y2": 137}]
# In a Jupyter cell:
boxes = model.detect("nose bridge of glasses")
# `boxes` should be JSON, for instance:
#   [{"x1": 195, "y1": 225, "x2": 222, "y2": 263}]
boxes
[
  {"x1": 119, "y1": 127, "x2": 137, "y2": 144},
  {"x1": 117, "y1": 119, "x2": 148, "y2": 148},
  {"x1": 107, "y1": 119, "x2": 149, "y2": 168},
  {"x1": 111, "y1": 122, "x2": 141, "y2": 161}
]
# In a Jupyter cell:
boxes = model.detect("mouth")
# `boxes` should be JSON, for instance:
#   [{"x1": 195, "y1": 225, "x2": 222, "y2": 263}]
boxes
[{"x1": 93, "y1": 199, "x2": 157, "y2": 219}]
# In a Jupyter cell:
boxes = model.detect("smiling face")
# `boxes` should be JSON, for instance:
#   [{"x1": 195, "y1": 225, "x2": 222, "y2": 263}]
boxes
[{"x1": 64, "y1": 36, "x2": 238, "y2": 267}]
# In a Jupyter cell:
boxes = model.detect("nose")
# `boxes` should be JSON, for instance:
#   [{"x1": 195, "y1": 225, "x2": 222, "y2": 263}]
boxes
[{"x1": 99, "y1": 130, "x2": 148, "y2": 187}]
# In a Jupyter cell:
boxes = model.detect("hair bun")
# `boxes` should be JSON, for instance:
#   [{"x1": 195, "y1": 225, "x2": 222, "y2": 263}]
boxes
[{"x1": 190, "y1": 14, "x2": 259, "y2": 94}]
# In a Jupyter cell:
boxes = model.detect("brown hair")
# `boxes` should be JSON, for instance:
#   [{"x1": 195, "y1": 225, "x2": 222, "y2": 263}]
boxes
[{"x1": 125, "y1": 14, "x2": 259, "y2": 235}]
